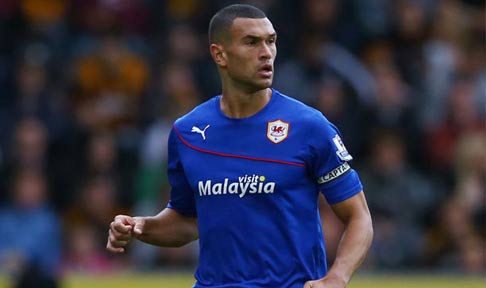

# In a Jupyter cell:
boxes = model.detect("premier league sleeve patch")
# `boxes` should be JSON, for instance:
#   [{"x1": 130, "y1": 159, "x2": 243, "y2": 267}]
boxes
[{"x1": 332, "y1": 134, "x2": 353, "y2": 161}]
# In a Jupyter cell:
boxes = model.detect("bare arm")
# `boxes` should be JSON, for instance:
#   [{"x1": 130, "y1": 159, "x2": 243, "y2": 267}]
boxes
[
  {"x1": 106, "y1": 208, "x2": 198, "y2": 253},
  {"x1": 304, "y1": 191, "x2": 373, "y2": 288},
  {"x1": 136, "y1": 208, "x2": 198, "y2": 247}
]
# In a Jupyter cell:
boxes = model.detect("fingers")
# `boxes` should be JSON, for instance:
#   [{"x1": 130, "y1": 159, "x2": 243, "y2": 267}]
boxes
[
  {"x1": 132, "y1": 217, "x2": 145, "y2": 236},
  {"x1": 111, "y1": 219, "x2": 133, "y2": 234},
  {"x1": 304, "y1": 280, "x2": 330, "y2": 288},
  {"x1": 109, "y1": 228, "x2": 131, "y2": 242},
  {"x1": 133, "y1": 219, "x2": 144, "y2": 236},
  {"x1": 114, "y1": 215, "x2": 135, "y2": 231},
  {"x1": 110, "y1": 225, "x2": 132, "y2": 241},
  {"x1": 106, "y1": 238, "x2": 125, "y2": 253},
  {"x1": 133, "y1": 226, "x2": 142, "y2": 235},
  {"x1": 107, "y1": 215, "x2": 135, "y2": 253},
  {"x1": 303, "y1": 281, "x2": 313, "y2": 288},
  {"x1": 115, "y1": 214, "x2": 135, "y2": 226},
  {"x1": 108, "y1": 229, "x2": 130, "y2": 246},
  {"x1": 107, "y1": 229, "x2": 131, "y2": 253}
]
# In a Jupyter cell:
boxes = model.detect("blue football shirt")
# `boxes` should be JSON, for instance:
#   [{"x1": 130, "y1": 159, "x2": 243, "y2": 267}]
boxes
[{"x1": 167, "y1": 89, "x2": 363, "y2": 288}]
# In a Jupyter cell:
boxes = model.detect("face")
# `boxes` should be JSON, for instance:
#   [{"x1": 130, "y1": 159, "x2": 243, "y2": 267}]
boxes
[{"x1": 212, "y1": 17, "x2": 277, "y2": 92}]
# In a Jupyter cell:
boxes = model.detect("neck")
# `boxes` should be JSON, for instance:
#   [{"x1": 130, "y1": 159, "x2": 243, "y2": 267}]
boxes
[{"x1": 220, "y1": 87, "x2": 272, "y2": 118}]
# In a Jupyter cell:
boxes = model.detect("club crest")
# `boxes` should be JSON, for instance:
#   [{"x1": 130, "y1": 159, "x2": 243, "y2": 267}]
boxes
[{"x1": 267, "y1": 120, "x2": 289, "y2": 144}]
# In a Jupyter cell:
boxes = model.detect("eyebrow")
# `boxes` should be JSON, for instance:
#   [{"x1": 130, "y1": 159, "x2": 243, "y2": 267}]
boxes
[{"x1": 242, "y1": 33, "x2": 277, "y2": 41}]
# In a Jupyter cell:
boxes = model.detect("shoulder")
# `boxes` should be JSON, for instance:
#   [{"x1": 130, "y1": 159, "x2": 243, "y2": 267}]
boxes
[
  {"x1": 274, "y1": 90, "x2": 342, "y2": 151},
  {"x1": 274, "y1": 89, "x2": 331, "y2": 129}
]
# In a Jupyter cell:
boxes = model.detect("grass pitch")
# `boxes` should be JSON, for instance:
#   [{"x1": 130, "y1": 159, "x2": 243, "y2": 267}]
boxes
[
  {"x1": 1, "y1": 272, "x2": 485, "y2": 288},
  {"x1": 63, "y1": 272, "x2": 485, "y2": 288}
]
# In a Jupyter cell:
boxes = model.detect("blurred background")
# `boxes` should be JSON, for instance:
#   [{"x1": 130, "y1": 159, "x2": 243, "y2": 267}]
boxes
[{"x1": 0, "y1": 0, "x2": 484, "y2": 287}]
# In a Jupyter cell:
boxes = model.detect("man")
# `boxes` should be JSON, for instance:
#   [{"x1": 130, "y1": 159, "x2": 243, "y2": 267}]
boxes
[{"x1": 107, "y1": 4, "x2": 373, "y2": 288}]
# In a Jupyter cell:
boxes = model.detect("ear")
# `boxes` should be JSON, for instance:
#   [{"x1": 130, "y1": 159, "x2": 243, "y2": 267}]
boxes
[{"x1": 210, "y1": 43, "x2": 227, "y2": 67}]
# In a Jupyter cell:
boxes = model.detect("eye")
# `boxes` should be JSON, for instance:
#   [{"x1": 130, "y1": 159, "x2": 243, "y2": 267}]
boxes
[{"x1": 267, "y1": 37, "x2": 276, "y2": 44}]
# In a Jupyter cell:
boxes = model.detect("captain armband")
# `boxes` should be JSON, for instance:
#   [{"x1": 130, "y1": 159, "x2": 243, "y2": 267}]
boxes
[{"x1": 317, "y1": 162, "x2": 351, "y2": 184}]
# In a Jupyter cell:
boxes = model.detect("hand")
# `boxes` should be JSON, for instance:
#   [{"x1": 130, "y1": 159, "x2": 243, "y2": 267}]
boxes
[
  {"x1": 106, "y1": 215, "x2": 145, "y2": 253},
  {"x1": 303, "y1": 274, "x2": 347, "y2": 288}
]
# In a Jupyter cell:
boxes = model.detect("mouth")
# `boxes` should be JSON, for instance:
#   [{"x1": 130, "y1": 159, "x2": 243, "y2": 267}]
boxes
[{"x1": 257, "y1": 64, "x2": 273, "y2": 78}]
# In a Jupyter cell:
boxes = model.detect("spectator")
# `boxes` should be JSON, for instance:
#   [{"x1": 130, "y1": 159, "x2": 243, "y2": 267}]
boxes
[
  {"x1": 130, "y1": 59, "x2": 203, "y2": 269},
  {"x1": 426, "y1": 132, "x2": 485, "y2": 273},
  {"x1": 314, "y1": 76, "x2": 368, "y2": 160},
  {"x1": 364, "y1": 60, "x2": 423, "y2": 168},
  {"x1": 359, "y1": 130, "x2": 437, "y2": 268},
  {"x1": 390, "y1": 0, "x2": 430, "y2": 88},
  {"x1": 425, "y1": 76, "x2": 483, "y2": 178},
  {"x1": 64, "y1": 176, "x2": 127, "y2": 247},
  {"x1": 11, "y1": 43, "x2": 71, "y2": 141},
  {"x1": 63, "y1": 224, "x2": 116, "y2": 274},
  {"x1": 0, "y1": 170, "x2": 61, "y2": 278},
  {"x1": 63, "y1": 176, "x2": 129, "y2": 271},
  {"x1": 71, "y1": 33, "x2": 148, "y2": 133},
  {"x1": 421, "y1": 0, "x2": 470, "y2": 129},
  {"x1": 70, "y1": 0, "x2": 150, "y2": 35},
  {"x1": 0, "y1": 118, "x2": 48, "y2": 205}
]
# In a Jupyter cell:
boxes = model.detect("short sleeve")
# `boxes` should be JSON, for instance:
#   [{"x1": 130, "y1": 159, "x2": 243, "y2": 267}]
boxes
[
  {"x1": 308, "y1": 118, "x2": 363, "y2": 205},
  {"x1": 166, "y1": 128, "x2": 197, "y2": 217}
]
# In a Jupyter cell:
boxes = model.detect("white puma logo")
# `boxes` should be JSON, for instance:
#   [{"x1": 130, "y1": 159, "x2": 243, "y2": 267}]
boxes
[{"x1": 191, "y1": 125, "x2": 210, "y2": 140}]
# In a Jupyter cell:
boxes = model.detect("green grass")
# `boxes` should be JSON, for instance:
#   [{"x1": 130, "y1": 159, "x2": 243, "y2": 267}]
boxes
[
  {"x1": 64, "y1": 273, "x2": 197, "y2": 288},
  {"x1": 1, "y1": 272, "x2": 485, "y2": 288},
  {"x1": 348, "y1": 274, "x2": 486, "y2": 288}
]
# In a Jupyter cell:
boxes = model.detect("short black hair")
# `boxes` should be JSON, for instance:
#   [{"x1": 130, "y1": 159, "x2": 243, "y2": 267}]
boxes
[{"x1": 208, "y1": 4, "x2": 267, "y2": 44}]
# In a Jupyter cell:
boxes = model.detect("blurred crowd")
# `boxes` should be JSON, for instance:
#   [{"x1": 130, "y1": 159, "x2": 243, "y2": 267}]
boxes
[{"x1": 0, "y1": 0, "x2": 484, "y2": 285}]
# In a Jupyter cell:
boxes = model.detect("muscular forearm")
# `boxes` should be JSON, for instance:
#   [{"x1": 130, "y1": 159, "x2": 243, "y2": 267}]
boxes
[
  {"x1": 136, "y1": 208, "x2": 198, "y2": 247},
  {"x1": 327, "y1": 213, "x2": 373, "y2": 285}
]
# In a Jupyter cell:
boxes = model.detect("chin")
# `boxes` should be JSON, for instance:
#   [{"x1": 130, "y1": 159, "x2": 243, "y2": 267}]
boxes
[
  {"x1": 258, "y1": 78, "x2": 273, "y2": 89},
  {"x1": 252, "y1": 84, "x2": 271, "y2": 92},
  {"x1": 242, "y1": 78, "x2": 273, "y2": 92}
]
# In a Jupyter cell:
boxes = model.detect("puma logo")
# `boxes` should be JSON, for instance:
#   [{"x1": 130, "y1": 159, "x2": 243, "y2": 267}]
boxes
[{"x1": 191, "y1": 125, "x2": 210, "y2": 140}]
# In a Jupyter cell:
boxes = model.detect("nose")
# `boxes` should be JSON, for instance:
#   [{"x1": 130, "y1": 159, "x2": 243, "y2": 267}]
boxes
[{"x1": 259, "y1": 42, "x2": 273, "y2": 60}]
